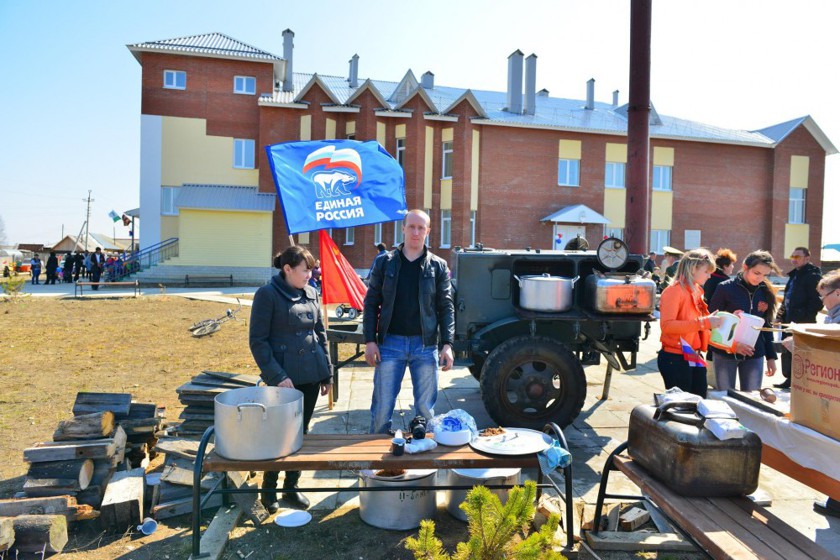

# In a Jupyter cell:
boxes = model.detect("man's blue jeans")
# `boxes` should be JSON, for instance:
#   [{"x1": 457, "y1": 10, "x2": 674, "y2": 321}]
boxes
[{"x1": 370, "y1": 334, "x2": 439, "y2": 434}]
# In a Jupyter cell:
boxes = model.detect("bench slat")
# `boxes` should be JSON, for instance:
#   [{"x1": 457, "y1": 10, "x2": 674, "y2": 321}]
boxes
[{"x1": 613, "y1": 455, "x2": 825, "y2": 560}]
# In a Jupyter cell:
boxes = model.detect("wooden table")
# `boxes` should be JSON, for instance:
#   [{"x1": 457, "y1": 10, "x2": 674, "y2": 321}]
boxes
[{"x1": 190, "y1": 426, "x2": 574, "y2": 558}]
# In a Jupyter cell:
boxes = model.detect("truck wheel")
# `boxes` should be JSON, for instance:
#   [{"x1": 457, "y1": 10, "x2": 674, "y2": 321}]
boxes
[{"x1": 479, "y1": 335, "x2": 586, "y2": 429}]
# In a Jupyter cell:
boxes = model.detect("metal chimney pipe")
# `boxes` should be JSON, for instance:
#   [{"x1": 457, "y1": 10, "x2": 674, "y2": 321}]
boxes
[
  {"x1": 585, "y1": 78, "x2": 595, "y2": 110},
  {"x1": 506, "y1": 50, "x2": 524, "y2": 114},
  {"x1": 348, "y1": 54, "x2": 359, "y2": 88},
  {"x1": 282, "y1": 29, "x2": 294, "y2": 92},
  {"x1": 612, "y1": 90, "x2": 620, "y2": 106},
  {"x1": 523, "y1": 54, "x2": 537, "y2": 115}
]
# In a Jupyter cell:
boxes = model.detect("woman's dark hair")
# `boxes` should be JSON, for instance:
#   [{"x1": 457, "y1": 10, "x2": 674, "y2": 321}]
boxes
[
  {"x1": 714, "y1": 248, "x2": 737, "y2": 269},
  {"x1": 741, "y1": 250, "x2": 780, "y2": 321},
  {"x1": 273, "y1": 245, "x2": 316, "y2": 271}
]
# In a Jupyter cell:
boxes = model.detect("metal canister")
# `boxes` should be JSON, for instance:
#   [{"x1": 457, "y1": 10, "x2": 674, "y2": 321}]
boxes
[{"x1": 358, "y1": 469, "x2": 437, "y2": 530}]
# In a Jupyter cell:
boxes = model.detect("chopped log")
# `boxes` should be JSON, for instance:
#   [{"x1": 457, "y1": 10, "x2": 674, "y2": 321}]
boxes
[
  {"x1": 585, "y1": 531, "x2": 694, "y2": 552},
  {"x1": 0, "y1": 517, "x2": 13, "y2": 552},
  {"x1": 118, "y1": 417, "x2": 160, "y2": 435},
  {"x1": 0, "y1": 496, "x2": 76, "y2": 518},
  {"x1": 23, "y1": 478, "x2": 81, "y2": 497},
  {"x1": 53, "y1": 411, "x2": 115, "y2": 441},
  {"x1": 100, "y1": 467, "x2": 145, "y2": 531},
  {"x1": 11, "y1": 514, "x2": 68, "y2": 554},
  {"x1": 226, "y1": 471, "x2": 268, "y2": 525},
  {"x1": 619, "y1": 506, "x2": 651, "y2": 531},
  {"x1": 152, "y1": 493, "x2": 223, "y2": 520},
  {"x1": 27, "y1": 459, "x2": 94, "y2": 491},
  {"x1": 23, "y1": 426, "x2": 126, "y2": 463},
  {"x1": 155, "y1": 437, "x2": 213, "y2": 460},
  {"x1": 202, "y1": 370, "x2": 261, "y2": 386},
  {"x1": 73, "y1": 392, "x2": 132, "y2": 418}
]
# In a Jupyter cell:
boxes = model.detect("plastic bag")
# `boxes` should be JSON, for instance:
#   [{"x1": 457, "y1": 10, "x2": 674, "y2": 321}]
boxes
[{"x1": 427, "y1": 409, "x2": 478, "y2": 437}]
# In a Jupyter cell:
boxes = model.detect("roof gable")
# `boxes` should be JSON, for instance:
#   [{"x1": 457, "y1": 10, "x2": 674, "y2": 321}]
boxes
[
  {"x1": 346, "y1": 79, "x2": 390, "y2": 108},
  {"x1": 127, "y1": 32, "x2": 281, "y2": 64},
  {"x1": 295, "y1": 74, "x2": 341, "y2": 105},
  {"x1": 754, "y1": 116, "x2": 838, "y2": 155}
]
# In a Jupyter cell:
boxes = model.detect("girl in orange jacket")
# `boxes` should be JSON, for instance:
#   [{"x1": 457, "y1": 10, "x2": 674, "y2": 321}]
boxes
[{"x1": 658, "y1": 248, "x2": 723, "y2": 397}]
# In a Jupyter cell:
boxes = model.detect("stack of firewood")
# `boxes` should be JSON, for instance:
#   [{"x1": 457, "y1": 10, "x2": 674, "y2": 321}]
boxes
[
  {"x1": 0, "y1": 495, "x2": 98, "y2": 555},
  {"x1": 174, "y1": 370, "x2": 259, "y2": 436}
]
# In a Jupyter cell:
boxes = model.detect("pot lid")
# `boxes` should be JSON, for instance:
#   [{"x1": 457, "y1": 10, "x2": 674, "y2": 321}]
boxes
[{"x1": 451, "y1": 468, "x2": 521, "y2": 479}]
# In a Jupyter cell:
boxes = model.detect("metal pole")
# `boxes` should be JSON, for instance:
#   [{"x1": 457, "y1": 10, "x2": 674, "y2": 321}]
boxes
[
  {"x1": 84, "y1": 190, "x2": 93, "y2": 250},
  {"x1": 625, "y1": 0, "x2": 652, "y2": 255}
]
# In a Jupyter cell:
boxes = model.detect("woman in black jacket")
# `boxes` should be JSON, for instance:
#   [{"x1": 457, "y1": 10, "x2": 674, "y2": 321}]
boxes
[
  {"x1": 250, "y1": 246, "x2": 332, "y2": 512},
  {"x1": 708, "y1": 250, "x2": 779, "y2": 391}
]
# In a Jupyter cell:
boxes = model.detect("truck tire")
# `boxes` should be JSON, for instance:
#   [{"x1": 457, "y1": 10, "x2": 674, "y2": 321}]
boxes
[{"x1": 479, "y1": 335, "x2": 586, "y2": 429}]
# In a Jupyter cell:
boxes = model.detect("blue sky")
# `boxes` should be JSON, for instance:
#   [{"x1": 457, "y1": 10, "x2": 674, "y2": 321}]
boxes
[{"x1": 1, "y1": 0, "x2": 838, "y2": 250}]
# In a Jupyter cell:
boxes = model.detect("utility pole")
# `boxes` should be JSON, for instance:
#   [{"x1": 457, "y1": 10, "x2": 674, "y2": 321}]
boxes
[{"x1": 84, "y1": 190, "x2": 94, "y2": 250}]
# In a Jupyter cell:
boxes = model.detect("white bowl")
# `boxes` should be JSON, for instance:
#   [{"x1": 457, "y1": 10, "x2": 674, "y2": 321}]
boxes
[{"x1": 434, "y1": 429, "x2": 472, "y2": 446}]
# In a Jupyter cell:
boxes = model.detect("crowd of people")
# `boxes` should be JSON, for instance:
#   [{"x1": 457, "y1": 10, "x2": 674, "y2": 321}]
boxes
[
  {"x1": 24, "y1": 248, "x2": 135, "y2": 287},
  {"x1": 656, "y1": 244, "x2": 839, "y2": 397}
]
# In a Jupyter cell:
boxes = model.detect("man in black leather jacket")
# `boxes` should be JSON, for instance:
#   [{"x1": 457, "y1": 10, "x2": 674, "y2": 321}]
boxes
[
  {"x1": 776, "y1": 247, "x2": 823, "y2": 388},
  {"x1": 363, "y1": 209, "x2": 455, "y2": 433}
]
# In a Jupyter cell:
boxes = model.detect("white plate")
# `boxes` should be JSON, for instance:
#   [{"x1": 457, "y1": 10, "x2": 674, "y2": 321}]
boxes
[
  {"x1": 469, "y1": 428, "x2": 552, "y2": 456},
  {"x1": 274, "y1": 509, "x2": 312, "y2": 527}
]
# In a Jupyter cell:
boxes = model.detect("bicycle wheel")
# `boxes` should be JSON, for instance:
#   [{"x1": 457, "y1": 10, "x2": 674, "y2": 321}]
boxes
[
  {"x1": 189, "y1": 319, "x2": 216, "y2": 332},
  {"x1": 192, "y1": 322, "x2": 221, "y2": 338}
]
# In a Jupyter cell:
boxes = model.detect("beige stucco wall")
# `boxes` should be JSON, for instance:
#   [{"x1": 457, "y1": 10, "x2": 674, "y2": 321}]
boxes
[{"x1": 169, "y1": 209, "x2": 273, "y2": 267}]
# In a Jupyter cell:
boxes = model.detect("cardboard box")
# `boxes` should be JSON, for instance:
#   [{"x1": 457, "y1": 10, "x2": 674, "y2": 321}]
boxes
[{"x1": 789, "y1": 324, "x2": 840, "y2": 441}]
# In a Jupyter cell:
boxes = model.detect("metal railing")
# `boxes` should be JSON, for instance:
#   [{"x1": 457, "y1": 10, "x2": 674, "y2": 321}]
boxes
[{"x1": 107, "y1": 238, "x2": 179, "y2": 281}]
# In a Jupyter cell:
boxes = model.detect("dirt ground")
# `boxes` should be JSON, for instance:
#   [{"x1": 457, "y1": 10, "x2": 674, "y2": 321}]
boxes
[{"x1": 0, "y1": 295, "x2": 704, "y2": 560}]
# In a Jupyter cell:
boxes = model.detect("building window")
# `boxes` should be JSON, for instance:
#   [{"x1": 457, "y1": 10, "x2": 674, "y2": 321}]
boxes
[
  {"x1": 605, "y1": 227, "x2": 624, "y2": 240},
  {"x1": 605, "y1": 162, "x2": 626, "y2": 189},
  {"x1": 789, "y1": 187, "x2": 806, "y2": 224},
  {"x1": 650, "y1": 229, "x2": 671, "y2": 254},
  {"x1": 233, "y1": 76, "x2": 256, "y2": 95},
  {"x1": 373, "y1": 223, "x2": 382, "y2": 245},
  {"x1": 442, "y1": 141, "x2": 453, "y2": 178},
  {"x1": 470, "y1": 211, "x2": 476, "y2": 247},
  {"x1": 163, "y1": 70, "x2": 186, "y2": 90},
  {"x1": 347, "y1": 134, "x2": 356, "y2": 140},
  {"x1": 233, "y1": 139, "x2": 255, "y2": 169},
  {"x1": 653, "y1": 165, "x2": 672, "y2": 191},
  {"x1": 396, "y1": 138, "x2": 406, "y2": 168},
  {"x1": 161, "y1": 187, "x2": 179, "y2": 215},
  {"x1": 557, "y1": 159, "x2": 580, "y2": 187},
  {"x1": 345, "y1": 227, "x2": 355, "y2": 245},
  {"x1": 440, "y1": 210, "x2": 452, "y2": 248},
  {"x1": 394, "y1": 220, "x2": 404, "y2": 245}
]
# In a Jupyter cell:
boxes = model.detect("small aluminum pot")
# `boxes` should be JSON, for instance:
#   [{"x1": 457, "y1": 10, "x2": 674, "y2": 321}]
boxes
[
  {"x1": 443, "y1": 468, "x2": 521, "y2": 521},
  {"x1": 514, "y1": 274, "x2": 579, "y2": 312},
  {"x1": 214, "y1": 386, "x2": 303, "y2": 461},
  {"x1": 359, "y1": 469, "x2": 437, "y2": 530}
]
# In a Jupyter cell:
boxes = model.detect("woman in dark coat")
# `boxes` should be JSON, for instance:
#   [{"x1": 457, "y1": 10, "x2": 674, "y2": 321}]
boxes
[
  {"x1": 249, "y1": 246, "x2": 332, "y2": 512},
  {"x1": 45, "y1": 252, "x2": 59, "y2": 284},
  {"x1": 708, "y1": 250, "x2": 779, "y2": 392}
]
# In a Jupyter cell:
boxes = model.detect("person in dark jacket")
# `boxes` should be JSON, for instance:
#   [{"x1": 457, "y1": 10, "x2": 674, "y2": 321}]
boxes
[
  {"x1": 703, "y1": 248, "x2": 737, "y2": 303},
  {"x1": 775, "y1": 247, "x2": 823, "y2": 388},
  {"x1": 73, "y1": 252, "x2": 84, "y2": 281},
  {"x1": 250, "y1": 245, "x2": 332, "y2": 512},
  {"x1": 363, "y1": 209, "x2": 455, "y2": 434},
  {"x1": 708, "y1": 250, "x2": 780, "y2": 391},
  {"x1": 62, "y1": 253, "x2": 74, "y2": 283},
  {"x1": 45, "y1": 251, "x2": 58, "y2": 284}
]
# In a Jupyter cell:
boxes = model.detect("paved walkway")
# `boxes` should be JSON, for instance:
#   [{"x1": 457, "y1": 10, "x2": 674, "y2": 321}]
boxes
[{"x1": 7, "y1": 280, "x2": 839, "y2": 555}]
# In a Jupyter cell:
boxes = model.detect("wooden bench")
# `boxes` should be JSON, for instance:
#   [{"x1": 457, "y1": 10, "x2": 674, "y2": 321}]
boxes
[
  {"x1": 184, "y1": 274, "x2": 233, "y2": 287},
  {"x1": 74, "y1": 280, "x2": 139, "y2": 297},
  {"x1": 592, "y1": 442, "x2": 830, "y2": 559},
  {"x1": 190, "y1": 426, "x2": 574, "y2": 558}
]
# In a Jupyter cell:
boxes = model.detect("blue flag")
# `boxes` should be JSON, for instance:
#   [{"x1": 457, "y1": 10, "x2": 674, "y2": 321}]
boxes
[{"x1": 266, "y1": 140, "x2": 407, "y2": 234}]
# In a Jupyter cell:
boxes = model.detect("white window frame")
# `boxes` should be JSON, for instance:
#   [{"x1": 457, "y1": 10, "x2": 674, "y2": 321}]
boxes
[
  {"x1": 233, "y1": 139, "x2": 256, "y2": 169},
  {"x1": 789, "y1": 187, "x2": 806, "y2": 224},
  {"x1": 557, "y1": 158, "x2": 580, "y2": 187},
  {"x1": 440, "y1": 210, "x2": 452, "y2": 248},
  {"x1": 650, "y1": 229, "x2": 671, "y2": 254},
  {"x1": 605, "y1": 162, "x2": 626, "y2": 189},
  {"x1": 233, "y1": 75, "x2": 256, "y2": 95},
  {"x1": 163, "y1": 70, "x2": 186, "y2": 90},
  {"x1": 373, "y1": 223, "x2": 382, "y2": 245},
  {"x1": 469, "y1": 210, "x2": 476, "y2": 247},
  {"x1": 344, "y1": 227, "x2": 355, "y2": 245},
  {"x1": 394, "y1": 220, "x2": 404, "y2": 245},
  {"x1": 605, "y1": 227, "x2": 624, "y2": 240},
  {"x1": 396, "y1": 138, "x2": 406, "y2": 168},
  {"x1": 442, "y1": 141, "x2": 453, "y2": 179},
  {"x1": 653, "y1": 165, "x2": 673, "y2": 191},
  {"x1": 161, "y1": 187, "x2": 180, "y2": 216}
]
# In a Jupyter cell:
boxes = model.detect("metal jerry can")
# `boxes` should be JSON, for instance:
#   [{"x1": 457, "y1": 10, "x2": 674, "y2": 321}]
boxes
[{"x1": 627, "y1": 403, "x2": 762, "y2": 497}]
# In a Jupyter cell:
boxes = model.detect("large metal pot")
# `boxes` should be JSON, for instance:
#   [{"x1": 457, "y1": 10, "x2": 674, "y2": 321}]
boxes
[
  {"x1": 359, "y1": 469, "x2": 437, "y2": 530},
  {"x1": 443, "y1": 468, "x2": 521, "y2": 521},
  {"x1": 214, "y1": 386, "x2": 303, "y2": 461},
  {"x1": 514, "y1": 274, "x2": 579, "y2": 312}
]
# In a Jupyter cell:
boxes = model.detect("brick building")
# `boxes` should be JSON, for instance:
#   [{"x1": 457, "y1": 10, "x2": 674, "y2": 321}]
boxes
[{"x1": 128, "y1": 31, "x2": 835, "y2": 281}]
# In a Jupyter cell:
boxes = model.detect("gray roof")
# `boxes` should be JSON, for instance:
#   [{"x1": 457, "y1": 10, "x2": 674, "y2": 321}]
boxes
[
  {"x1": 127, "y1": 32, "x2": 281, "y2": 63},
  {"x1": 176, "y1": 185, "x2": 276, "y2": 212}
]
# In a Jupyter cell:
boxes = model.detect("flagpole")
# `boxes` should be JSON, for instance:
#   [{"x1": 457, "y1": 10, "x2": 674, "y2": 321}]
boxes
[{"x1": 317, "y1": 230, "x2": 335, "y2": 410}]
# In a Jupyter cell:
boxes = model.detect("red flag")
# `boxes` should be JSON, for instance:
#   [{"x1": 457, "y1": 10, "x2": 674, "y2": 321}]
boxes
[{"x1": 319, "y1": 230, "x2": 367, "y2": 309}]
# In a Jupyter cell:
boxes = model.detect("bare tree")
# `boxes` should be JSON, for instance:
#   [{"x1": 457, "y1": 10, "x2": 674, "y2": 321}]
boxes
[{"x1": 0, "y1": 215, "x2": 6, "y2": 245}]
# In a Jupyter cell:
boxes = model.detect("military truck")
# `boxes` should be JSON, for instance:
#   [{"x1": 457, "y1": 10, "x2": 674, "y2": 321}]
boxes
[{"x1": 450, "y1": 238, "x2": 655, "y2": 429}]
